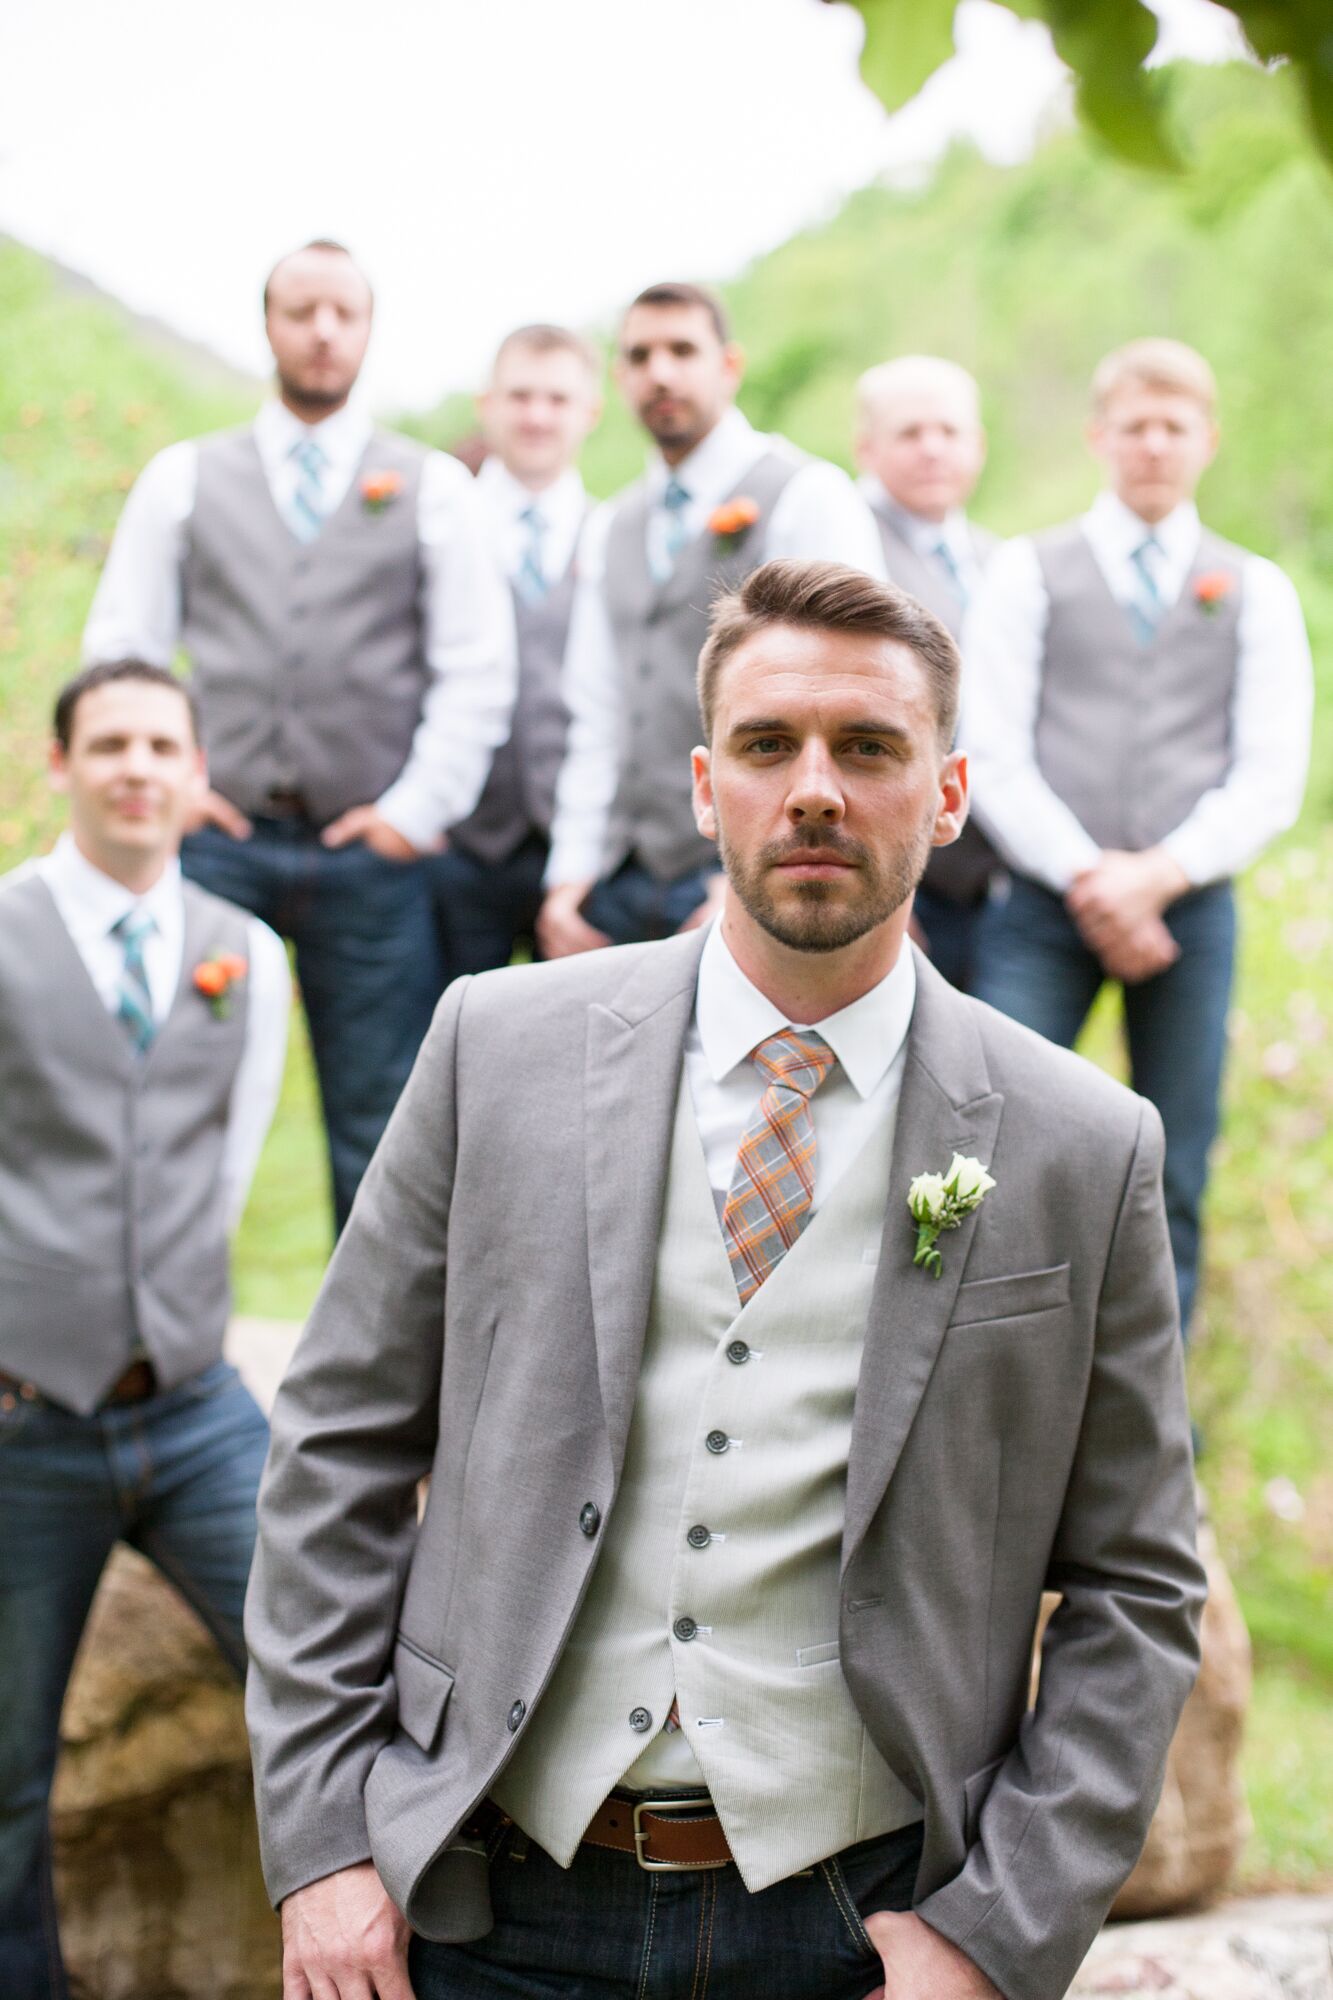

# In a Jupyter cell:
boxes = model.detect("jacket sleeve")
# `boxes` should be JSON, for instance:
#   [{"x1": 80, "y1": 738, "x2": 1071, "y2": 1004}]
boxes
[
  {"x1": 243, "y1": 977, "x2": 470, "y2": 1908},
  {"x1": 916, "y1": 1099, "x2": 1208, "y2": 2000}
]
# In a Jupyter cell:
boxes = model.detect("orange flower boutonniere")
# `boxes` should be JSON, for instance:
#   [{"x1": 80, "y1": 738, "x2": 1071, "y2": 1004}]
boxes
[
  {"x1": 1193, "y1": 570, "x2": 1235, "y2": 615},
  {"x1": 361, "y1": 468, "x2": 405, "y2": 513},
  {"x1": 194, "y1": 952, "x2": 248, "y2": 1018},
  {"x1": 708, "y1": 495, "x2": 761, "y2": 552}
]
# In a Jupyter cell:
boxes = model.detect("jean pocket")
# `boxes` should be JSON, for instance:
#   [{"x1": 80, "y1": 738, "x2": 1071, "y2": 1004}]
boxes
[{"x1": 820, "y1": 1855, "x2": 879, "y2": 1960}]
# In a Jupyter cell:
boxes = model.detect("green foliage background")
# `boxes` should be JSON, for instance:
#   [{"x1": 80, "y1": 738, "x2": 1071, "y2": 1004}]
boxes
[{"x1": 1, "y1": 59, "x2": 1329, "y2": 1887}]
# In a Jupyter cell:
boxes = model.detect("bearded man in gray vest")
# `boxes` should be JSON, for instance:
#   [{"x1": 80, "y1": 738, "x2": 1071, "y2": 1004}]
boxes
[
  {"x1": 432, "y1": 324, "x2": 601, "y2": 979},
  {"x1": 537, "y1": 281, "x2": 885, "y2": 959},
  {"x1": 856, "y1": 356, "x2": 1000, "y2": 992},
  {"x1": 84, "y1": 238, "x2": 516, "y2": 1231},
  {"x1": 966, "y1": 339, "x2": 1312, "y2": 1340},
  {"x1": 246, "y1": 559, "x2": 1203, "y2": 2000},
  {"x1": 0, "y1": 661, "x2": 290, "y2": 2000}
]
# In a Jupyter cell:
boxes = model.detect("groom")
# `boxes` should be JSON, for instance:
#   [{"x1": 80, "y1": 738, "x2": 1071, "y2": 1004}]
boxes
[{"x1": 247, "y1": 560, "x2": 1204, "y2": 2000}]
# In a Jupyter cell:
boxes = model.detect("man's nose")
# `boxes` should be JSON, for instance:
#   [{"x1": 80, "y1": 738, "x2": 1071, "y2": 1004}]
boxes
[
  {"x1": 311, "y1": 305, "x2": 339, "y2": 343},
  {"x1": 786, "y1": 744, "x2": 844, "y2": 824}
]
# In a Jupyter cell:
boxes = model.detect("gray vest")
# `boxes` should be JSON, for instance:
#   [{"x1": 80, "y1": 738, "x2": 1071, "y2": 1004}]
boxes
[
  {"x1": 182, "y1": 426, "x2": 428, "y2": 826},
  {"x1": 602, "y1": 451, "x2": 800, "y2": 883},
  {"x1": 0, "y1": 871, "x2": 250, "y2": 1414},
  {"x1": 872, "y1": 503, "x2": 1001, "y2": 908},
  {"x1": 1033, "y1": 524, "x2": 1243, "y2": 854},
  {"x1": 450, "y1": 555, "x2": 578, "y2": 865}
]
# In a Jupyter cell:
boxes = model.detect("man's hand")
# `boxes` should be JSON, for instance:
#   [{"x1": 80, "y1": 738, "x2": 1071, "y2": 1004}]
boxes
[
  {"x1": 321, "y1": 805, "x2": 426, "y2": 863},
  {"x1": 185, "y1": 787, "x2": 253, "y2": 841},
  {"x1": 675, "y1": 872, "x2": 727, "y2": 934},
  {"x1": 280, "y1": 1861, "x2": 413, "y2": 2000},
  {"x1": 861, "y1": 1910, "x2": 1002, "y2": 2000},
  {"x1": 537, "y1": 881, "x2": 611, "y2": 958},
  {"x1": 1067, "y1": 848, "x2": 1189, "y2": 947},
  {"x1": 1095, "y1": 915, "x2": 1180, "y2": 985}
]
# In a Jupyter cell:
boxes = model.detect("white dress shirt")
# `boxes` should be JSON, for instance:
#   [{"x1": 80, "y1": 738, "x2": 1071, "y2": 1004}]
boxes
[
  {"x1": 685, "y1": 919, "x2": 917, "y2": 1211},
  {"x1": 961, "y1": 492, "x2": 1313, "y2": 891},
  {"x1": 82, "y1": 399, "x2": 518, "y2": 851},
  {"x1": 474, "y1": 458, "x2": 587, "y2": 589},
  {"x1": 858, "y1": 475, "x2": 986, "y2": 605},
  {"x1": 25, "y1": 835, "x2": 290, "y2": 1230},
  {"x1": 546, "y1": 407, "x2": 887, "y2": 884}
]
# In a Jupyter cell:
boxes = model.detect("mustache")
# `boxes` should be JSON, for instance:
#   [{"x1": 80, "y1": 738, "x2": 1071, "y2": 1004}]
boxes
[{"x1": 761, "y1": 830, "x2": 867, "y2": 868}]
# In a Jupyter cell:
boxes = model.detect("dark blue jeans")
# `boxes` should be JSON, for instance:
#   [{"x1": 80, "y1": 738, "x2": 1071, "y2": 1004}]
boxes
[
  {"x1": 432, "y1": 834, "x2": 549, "y2": 980},
  {"x1": 912, "y1": 883, "x2": 986, "y2": 994},
  {"x1": 974, "y1": 873, "x2": 1237, "y2": 1336},
  {"x1": 410, "y1": 1817, "x2": 923, "y2": 1999},
  {"x1": 0, "y1": 1361, "x2": 269, "y2": 2000},
  {"x1": 582, "y1": 860, "x2": 717, "y2": 946},
  {"x1": 183, "y1": 819, "x2": 442, "y2": 1231}
]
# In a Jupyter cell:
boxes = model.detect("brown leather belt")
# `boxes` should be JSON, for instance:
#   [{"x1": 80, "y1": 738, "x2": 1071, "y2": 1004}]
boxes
[
  {"x1": 466, "y1": 1792, "x2": 732, "y2": 1873},
  {"x1": 0, "y1": 1360, "x2": 157, "y2": 1411}
]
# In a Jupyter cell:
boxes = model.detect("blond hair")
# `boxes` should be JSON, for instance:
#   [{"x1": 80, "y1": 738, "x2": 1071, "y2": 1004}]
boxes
[
  {"x1": 856, "y1": 355, "x2": 981, "y2": 429},
  {"x1": 1091, "y1": 338, "x2": 1217, "y2": 417}
]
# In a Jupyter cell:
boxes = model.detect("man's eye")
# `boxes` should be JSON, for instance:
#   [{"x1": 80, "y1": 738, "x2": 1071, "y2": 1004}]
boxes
[
  {"x1": 850, "y1": 740, "x2": 888, "y2": 757},
  {"x1": 747, "y1": 739, "x2": 784, "y2": 755}
]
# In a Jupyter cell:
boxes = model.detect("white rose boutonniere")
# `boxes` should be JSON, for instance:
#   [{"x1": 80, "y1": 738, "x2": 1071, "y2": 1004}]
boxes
[{"x1": 908, "y1": 1153, "x2": 996, "y2": 1277}]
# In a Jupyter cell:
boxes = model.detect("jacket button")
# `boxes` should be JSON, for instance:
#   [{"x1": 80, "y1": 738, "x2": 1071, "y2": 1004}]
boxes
[
  {"x1": 726, "y1": 1340, "x2": 750, "y2": 1365},
  {"x1": 673, "y1": 1616, "x2": 698, "y2": 1642},
  {"x1": 629, "y1": 1706, "x2": 653, "y2": 1733},
  {"x1": 507, "y1": 1700, "x2": 526, "y2": 1732},
  {"x1": 705, "y1": 1429, "x2": 730, "y2": 1455},
  {"x1": 687, "y1": 1524, "x2": 711, "y2": 1550},
  {"x1": 0, "y1": 1393, "x2": 15, "y2": 1414},
  {"x1": 579, "y1": 1501, "x2": 601, "y2": 1537}
]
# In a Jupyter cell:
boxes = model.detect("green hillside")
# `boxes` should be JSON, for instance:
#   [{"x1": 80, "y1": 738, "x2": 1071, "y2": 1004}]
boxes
[{"x1": 2, "y1": 57, "x2": 1330, "y2": 1885}]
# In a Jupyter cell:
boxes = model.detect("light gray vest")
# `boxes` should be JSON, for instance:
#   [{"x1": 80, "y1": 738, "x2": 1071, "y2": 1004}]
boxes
[
  {"x1": 872, "y1": 502, "x2": 1001, "y2": 908},
  {"x1": 182, "y1": 426, "x2": 428, "y2": 826},
  {"x1": 0, "y1": 871, "x2": 250, "y2": 1414},
  {"x1": 450, "y1": 556, "x2": 578, "y2": 865},
  {"x1": 602, "y1": 452, "x2": 800, "y2": 883},
  {"x1": 1033, "y1": 524, "x2": 1243, "y2": 854},
  {"x1": 494, "y1": 1077, "x2": 920, "y2": 1889}
]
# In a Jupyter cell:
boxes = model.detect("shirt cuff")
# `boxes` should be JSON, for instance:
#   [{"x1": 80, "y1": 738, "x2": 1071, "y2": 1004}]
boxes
[
  {"x1": 374, "y1": 778, "x2": 447, "y2": 853},
  {"x1": 1158, "y1": 825, "x2": 1216, "y2": 889},
  {"x1": 544, "y1": 836, "x2": 606, "y2": 888}
]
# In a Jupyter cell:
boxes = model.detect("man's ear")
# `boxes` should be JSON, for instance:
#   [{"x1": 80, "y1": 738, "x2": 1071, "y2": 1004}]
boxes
[
  {"x1": 932, "y1": 749, "x2": 968, "y2": 848},
  {"x1": 49, "y1": 740, "x2": 69, "y2": 794},
  {"x1": 691, "y1": 745, "x2": 717, "y2": 843}
]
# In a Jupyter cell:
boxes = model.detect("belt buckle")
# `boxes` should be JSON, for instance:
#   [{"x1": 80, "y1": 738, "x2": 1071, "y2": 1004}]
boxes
[{"x1": 631, "y1": 1796, "x2": 726, "y2": 1873}]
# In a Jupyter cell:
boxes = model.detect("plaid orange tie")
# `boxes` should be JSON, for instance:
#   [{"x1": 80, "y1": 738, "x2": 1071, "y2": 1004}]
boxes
[{"x1": 721, "y1": 1029, "x2": 837, "y2": 1305}]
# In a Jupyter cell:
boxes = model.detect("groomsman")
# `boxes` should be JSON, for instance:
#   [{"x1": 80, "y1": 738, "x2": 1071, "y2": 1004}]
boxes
[
  {"x1": 84, "y1": 238, "x2": 515, "y2": 1230},
  {"x1": 966, "y1": 338, "x2": 1312, "y2": 1338},
  {"x1": 0, "y1": 661, "x2": 289, "y2": 2000},
  {"x1": 433, "y1": 325, "x2": 600, "y2": 978},
  {"x1": 856, "y1": 355, "x2": 999, "y2": 989},
  {"x1": 538, "y1": 280, "x2": 885, "y2": 956}
]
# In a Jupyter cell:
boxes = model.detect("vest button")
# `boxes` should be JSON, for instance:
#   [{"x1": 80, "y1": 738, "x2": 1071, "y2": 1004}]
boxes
[
  {"x1": 629, "y1": 1706, "x2": 653, "y2": 1733},
  {"x1": 579, "y1": 1501, "x2": 601, "y2": 1537},
  {"x1": 673, "y1": 1616, "x2": 698, "y2": 1643},
  {"x1": 687, "y1": 1524, "x2": 711, "y2": 1550},
  {"x1": 726, "y1": 1340, "x2": 750, "y2": 1365},
  {"x1": 0, "y1": 1393, "x2": 15, "y2": 1413},
  {"x1": 705, "y1": 1429, "x2": 730, "y2": 1455},
  {"x1": 507, "y1": 1699, "x2": 526, "y2": 1732}
]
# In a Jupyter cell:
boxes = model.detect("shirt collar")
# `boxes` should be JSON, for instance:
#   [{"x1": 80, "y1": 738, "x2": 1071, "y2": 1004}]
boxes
[
  {"x1": 46, "y1": 832, "x2": 182, "y2": 934},
  {"x1": 253, "y1": 396, "x2": 373, "y2": 475},
  {"x1": 1087, "y1": 490, "x2": 1200, "y2": 568},
  {"x1": 646, "y1": 404, "x2": 758, "y2": 508},
  {"x1": 476, "y1": 456, "x2": 585, "y2": 525},
  {"x1": 695, "y1": 919, "x2": 917, "y2": 1100},
  {"x1": 859, "y1": 478, "x2": 969, "y2": 558}
]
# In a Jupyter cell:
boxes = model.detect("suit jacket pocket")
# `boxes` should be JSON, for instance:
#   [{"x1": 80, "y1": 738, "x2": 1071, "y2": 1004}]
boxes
[
  {"x1": 949, "y1": 1263, "x2": 1071, "y2": 1329},
  {"x1": 393, "y1": 1634, "x2": 455, "y2": 1756},
  {"x1": 963, "y1": 1754, "x2": 1006, "y2": 1847}
]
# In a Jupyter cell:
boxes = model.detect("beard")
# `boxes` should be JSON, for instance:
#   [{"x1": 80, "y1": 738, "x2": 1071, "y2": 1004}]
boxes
[
  {"x1": 718, "y1": 817, "x2": 934, "y2": 955},
  {"x1": 276, "y1": 365, "x2": 355, "y2": 415}
]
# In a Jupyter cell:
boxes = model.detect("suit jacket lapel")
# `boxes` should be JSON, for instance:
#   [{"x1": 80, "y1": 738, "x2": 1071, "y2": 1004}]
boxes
[
  {"x1": 584, "y1": 932, "x2": 706, "y2": 1472},
  {"x1": 843, "y1": 953, "x2": 1004, "y2": 1563}
]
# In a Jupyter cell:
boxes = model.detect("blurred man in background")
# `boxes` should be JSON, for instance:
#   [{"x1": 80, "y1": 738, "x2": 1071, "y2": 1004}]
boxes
[
  {"x1": 433, "y1": 325, "x2": 600, "y2": 979},
  {"x1": 538, "y1": 280, "x2": 885, "y2": 957},
  {"x1": 84, "y1": 239, "x2": 515, "y2": 1231},
  {"x1": 965, "y1": 337, "x2": 1312, "y2": 1338},
  {"x1": 856, "y1": 355, "x2": 999, "y2": 990}
]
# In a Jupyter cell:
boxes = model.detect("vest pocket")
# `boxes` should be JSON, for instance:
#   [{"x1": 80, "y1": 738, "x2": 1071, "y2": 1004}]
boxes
[
  {"x1": 796, "y1": 1639, "x2": 842, "y2": 1668},
  {"x1": 393, "y1": 1634, "x2": 456, "y2": 1755}
]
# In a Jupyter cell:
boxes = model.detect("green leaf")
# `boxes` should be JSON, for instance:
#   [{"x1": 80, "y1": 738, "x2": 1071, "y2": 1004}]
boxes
[{"x1": 835, "y1": 0, "x2": 959, "y2": 116}]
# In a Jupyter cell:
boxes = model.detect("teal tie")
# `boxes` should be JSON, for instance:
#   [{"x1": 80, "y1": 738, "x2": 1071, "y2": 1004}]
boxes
[
  {"x1": 654, "y1": 476, "x2": 691, "y2": 582},
  {"x1": 515, "y1": 503, "x2": 548, "y2": 604},
  {"x1": 932, "y1": 537, "x2": 968, "y2": 609},
  {"x1": 113, "y1": 907, "x2": 157, "y2": 1055},
  {"x1": 1128, "y1": 534, "x2": 1165, "y2": 647},
  {"x1": 289, "y1": 437, "x2": 327, "y2": 543}
]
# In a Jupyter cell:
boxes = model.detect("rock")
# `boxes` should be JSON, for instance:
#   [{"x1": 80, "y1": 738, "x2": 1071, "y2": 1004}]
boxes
[{"x1": 1072, "y1": 1895, "x2": 1333, "y2": 1997}]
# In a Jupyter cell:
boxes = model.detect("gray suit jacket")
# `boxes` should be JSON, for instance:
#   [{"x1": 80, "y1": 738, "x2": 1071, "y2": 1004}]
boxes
[{"x1": 246, "y1": 935, "x2": 1204, "y2": 2000}]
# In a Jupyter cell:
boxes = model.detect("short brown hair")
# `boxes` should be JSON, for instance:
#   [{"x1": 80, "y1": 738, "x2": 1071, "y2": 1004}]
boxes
[
  {"x1": 1091, "y1": 338, "x2": 1216, "y2": 417},
  {"x1": 55, "y1": 660, "x2": 198, "y2": 750},
  {"x1": 624, "y1": 281, "x2": 730, "y2": 346},
  {"x1": 697, "y1": 559, "x2": 960, "y2": 747},
  {"x1": 492, "y1": 322, "x2": 601, "y2": 380}
]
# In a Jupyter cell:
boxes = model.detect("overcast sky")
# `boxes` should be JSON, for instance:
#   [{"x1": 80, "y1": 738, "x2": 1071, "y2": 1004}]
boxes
[{"x1": 1, "y1": 0, "x2": 1243, "y2": 411}]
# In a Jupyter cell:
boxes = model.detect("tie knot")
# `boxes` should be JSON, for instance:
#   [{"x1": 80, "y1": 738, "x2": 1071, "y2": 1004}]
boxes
[
  {"x1": 521, "y1": 502, "x2": 546, "y2": 531},
  {"x1": 663, "y1": 476, "x2": 690, "y2": 514},
  {"x1": 751, "y1": 1028, "x2": 835, "y2": 1099},
  {"x1": 113, "y1": 906, "x2": 155, "y2": 949},
  {"x1": 291, "y1": 437, "x2": 326, "y2": 477}
]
